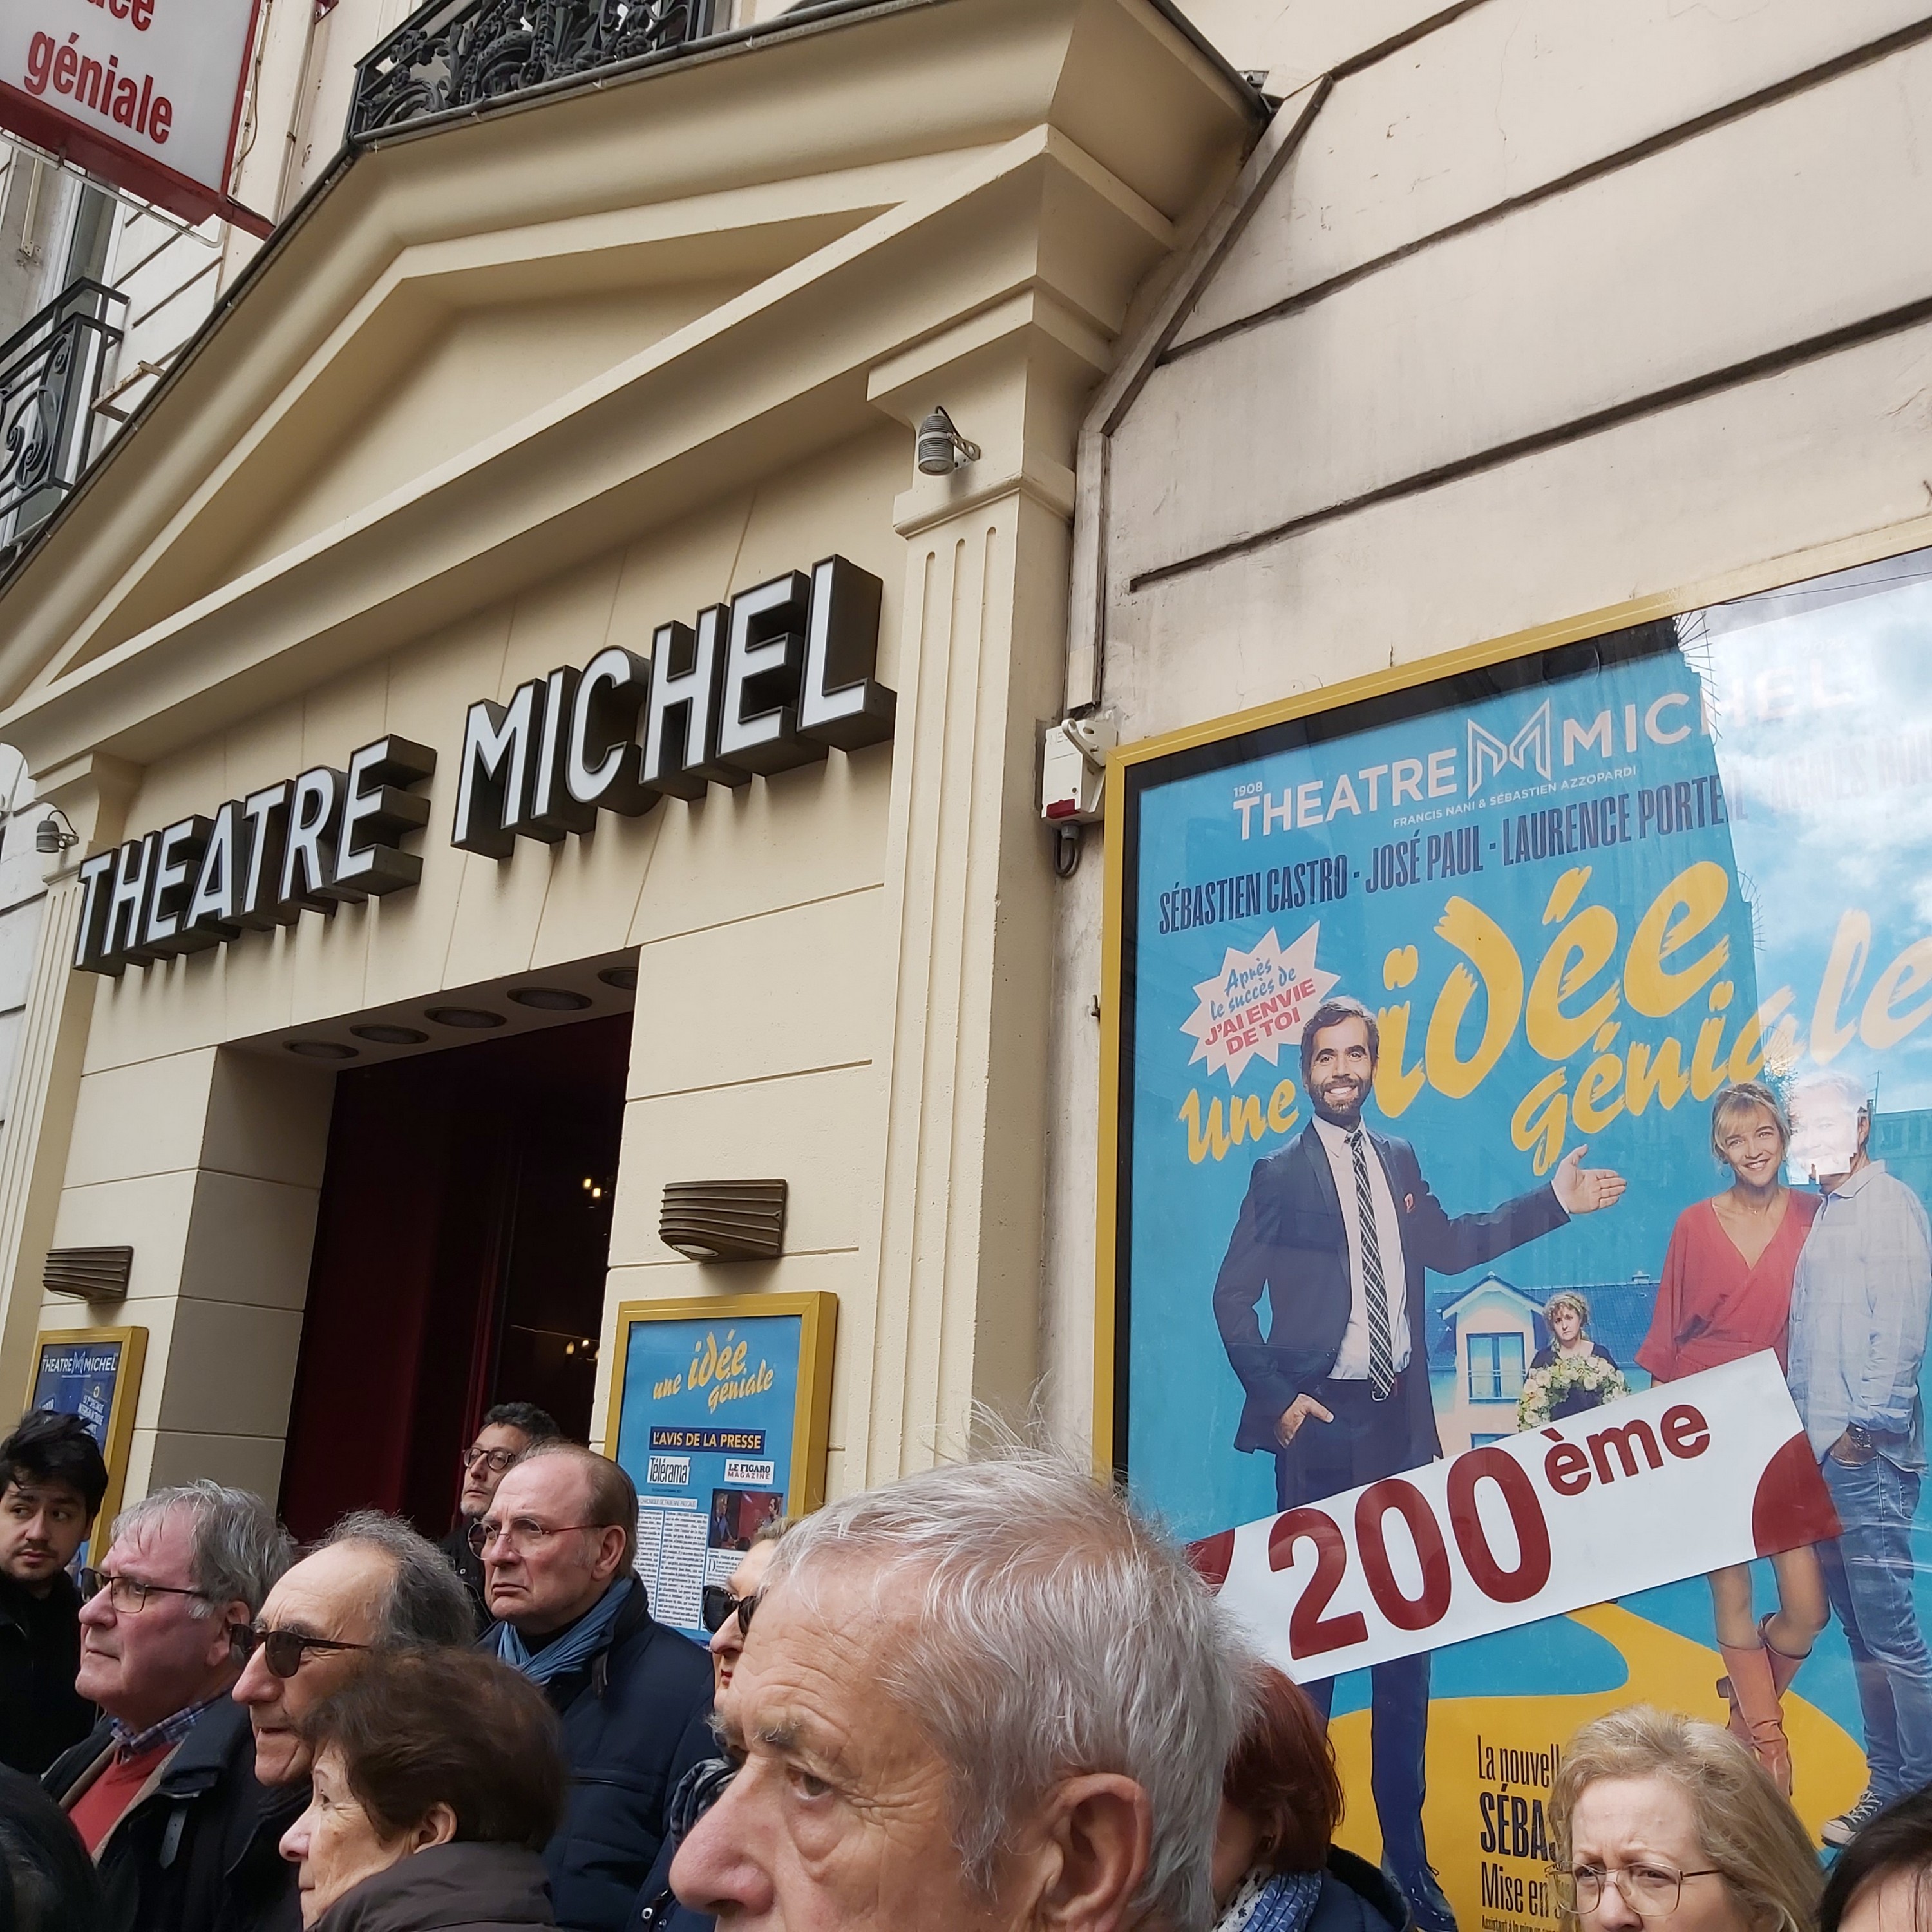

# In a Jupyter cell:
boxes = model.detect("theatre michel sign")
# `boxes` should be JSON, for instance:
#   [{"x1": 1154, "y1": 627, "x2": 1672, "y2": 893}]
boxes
[{"x1": 70, "y1": 557, "x2": 891, "y2": 977}]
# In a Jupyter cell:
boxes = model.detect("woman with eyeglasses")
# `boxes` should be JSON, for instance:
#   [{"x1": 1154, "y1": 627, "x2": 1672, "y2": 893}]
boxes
[
  {"x1": 279, "y1": 1647, "x2": 566, "y2": 1930},
  {"x1": 636, "y1": 1520, "x2": 791, "y2": 1931},
  {"x1": 1549, "y1": 1707, "x2": 1819, "y2": 1932}
]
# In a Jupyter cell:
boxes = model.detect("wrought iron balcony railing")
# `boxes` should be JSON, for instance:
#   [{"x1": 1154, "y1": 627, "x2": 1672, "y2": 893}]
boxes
[
  {"x1": 348, "y1": 0, "x2": 719, "y2": 142},
  {"x1": 0, "y1": 279, "x2": 127, "y2": 562}
]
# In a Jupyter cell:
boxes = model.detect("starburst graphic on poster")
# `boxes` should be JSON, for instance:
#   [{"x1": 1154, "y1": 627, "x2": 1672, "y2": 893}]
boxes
[{"x1": 1180, "y1": 924, "x2": 1338, "y2": 1085}]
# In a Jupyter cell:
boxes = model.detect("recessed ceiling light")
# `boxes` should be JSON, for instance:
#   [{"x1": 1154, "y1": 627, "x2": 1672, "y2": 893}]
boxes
[
  {"x1": 285, "y1": 1040, "x2": 357, "y2": 1061},
  {"x1": 424, "y1": 1006, "x2": 506, "y2": 1029},
  {"x1": 598, "y1": 965, "x2": 638, "y2": 991},
  {"x1": 350, "y1": 1023, "x2": 430, "y2": 1045},
  {"x1": 507, "y1": 987, "x2": 592, "y2": 1012}
]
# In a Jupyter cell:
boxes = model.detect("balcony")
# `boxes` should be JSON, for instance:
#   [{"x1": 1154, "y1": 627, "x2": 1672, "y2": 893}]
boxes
[
  {"x1": 0, "y1": 279, "x2": 127, "y2": 567},
  {"x1": 348, "y1": 0, "x2": 721, "y2": 142}
]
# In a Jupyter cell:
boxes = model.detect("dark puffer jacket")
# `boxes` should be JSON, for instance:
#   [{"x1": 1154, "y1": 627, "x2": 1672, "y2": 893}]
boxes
[
  {"x1": 314, "y1": 1841, "x2": 556, "y2": 1931},
  {"x1": 483, "y1": 1578, "x2": 712, "y2": 1932}
]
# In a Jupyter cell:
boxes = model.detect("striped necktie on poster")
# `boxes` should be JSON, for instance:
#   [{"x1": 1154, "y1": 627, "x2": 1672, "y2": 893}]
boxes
[{"x1": 1349, "y1": 1127, "x2": 1396, "y2": 1401}]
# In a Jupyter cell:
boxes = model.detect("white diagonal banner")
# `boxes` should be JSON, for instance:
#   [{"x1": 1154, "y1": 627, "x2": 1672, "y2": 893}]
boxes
[{"x1": 1188, "y1": 1352, "x2": 1838, "y2": 1681}]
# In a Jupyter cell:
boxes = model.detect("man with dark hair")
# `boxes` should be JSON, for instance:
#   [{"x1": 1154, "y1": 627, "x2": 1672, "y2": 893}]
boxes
[
  {"x1": 440, "y1": 1401, "x2": 563, "y2": 1629},
  {"x1": 0, "y1": 1411, "x2": 108, "y2": 1774},
  {"x1": 1213, "y1": 995, "x2": 1625, "y2": 1932},
  {"x1": 480, "y1": 1443, "x2": 712, "y2": 1932}
]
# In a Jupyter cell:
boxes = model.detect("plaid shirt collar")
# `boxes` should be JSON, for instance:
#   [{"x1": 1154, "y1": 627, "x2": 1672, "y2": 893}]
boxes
[{"x1": 113, "y1": 1694, "x2": 222, "y2": 1761}]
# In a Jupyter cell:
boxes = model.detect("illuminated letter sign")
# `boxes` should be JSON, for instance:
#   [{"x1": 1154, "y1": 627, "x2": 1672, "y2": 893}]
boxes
[{"x1": 1, "y1": 0, "x2": 269, "y2": 232}]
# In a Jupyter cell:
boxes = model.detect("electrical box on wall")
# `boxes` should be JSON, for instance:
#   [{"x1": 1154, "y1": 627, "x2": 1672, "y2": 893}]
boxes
[{"x1": 1041, "y1": 712, "x2": 1117, "y2": 824}]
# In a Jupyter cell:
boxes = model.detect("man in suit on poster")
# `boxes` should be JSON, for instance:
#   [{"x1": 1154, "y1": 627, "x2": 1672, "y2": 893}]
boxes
[{"x1": 1213, "y1": 996, "x2": 1625, "y2": 1932}]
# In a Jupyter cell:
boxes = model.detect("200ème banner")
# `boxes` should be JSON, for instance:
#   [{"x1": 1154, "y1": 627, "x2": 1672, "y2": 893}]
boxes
[{"x1": 1187, "y1": 1352, "x2": 1839, "y2": 1680}]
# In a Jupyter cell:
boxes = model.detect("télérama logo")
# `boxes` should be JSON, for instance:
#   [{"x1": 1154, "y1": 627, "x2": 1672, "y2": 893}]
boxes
[{"x1": 1466, "y1": 699, "x2": 1551, "y2": 797}]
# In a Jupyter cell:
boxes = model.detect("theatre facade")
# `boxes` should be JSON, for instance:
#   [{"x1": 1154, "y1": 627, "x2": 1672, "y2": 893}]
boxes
[{"x1": 0, "y1": 0, "x2": 1255, "y2": 1551}]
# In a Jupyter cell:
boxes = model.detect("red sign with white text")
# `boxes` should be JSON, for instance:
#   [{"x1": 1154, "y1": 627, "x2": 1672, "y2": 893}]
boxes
[
  {"x1": 1189, "y1": 1354, "x2": 1839, "y2": 1681},
  {"x1": 0, "y1": 0, "x2": 267, "y2": 232}
]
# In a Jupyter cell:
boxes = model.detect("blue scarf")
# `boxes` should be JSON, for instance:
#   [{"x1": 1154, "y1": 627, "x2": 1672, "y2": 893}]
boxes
[
  {"x1": 1217, "y1": 1868, "x2": 1323, "y2": 1932},
  {"x1": 493, "y1": 1577, "x2": 632, "y2": 1685}
]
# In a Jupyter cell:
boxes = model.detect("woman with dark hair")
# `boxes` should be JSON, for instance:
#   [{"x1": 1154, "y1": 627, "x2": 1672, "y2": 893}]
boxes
[
  {"x1": 1213, "y1": 1662, "x2": 1405, "y2": 1932},
  {"x1": 280, "y1": 1647, "x2": 567, "y2": 1930},
  {"x1": 1820, "y1": 1786, "x2": 1932, "y2": 1932},
  {"x1": 0, "y1": 1763, "x2": 106, "y2": 1932}
]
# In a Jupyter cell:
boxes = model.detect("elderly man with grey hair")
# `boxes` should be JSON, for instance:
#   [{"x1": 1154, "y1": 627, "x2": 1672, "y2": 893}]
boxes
[
  {"x1": 669, "y1": 1447, "x2": 1245, "y2": 1932},
  {"x1": 1788, "y1": 1068, "x2": 1932, "y2": 1849},
  {"x1": 44, "y1": 1479, "x2": 296, "y2": 1932},
  {"x1": 234, "y1": 1508, "x2": 475, "y2": 1790}
]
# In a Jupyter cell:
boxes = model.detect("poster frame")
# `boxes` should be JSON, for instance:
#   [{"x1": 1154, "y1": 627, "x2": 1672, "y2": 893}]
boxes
[
  {"x1": 23, "y1": 1323, "x2": 147, "y2": 1566},
  {"x1": 601, "y1": 1291, "x2": 838, "y2": 1519},
  {"x1": 1093, "y1": 508, "x2": 1932, "y2": 1479}
]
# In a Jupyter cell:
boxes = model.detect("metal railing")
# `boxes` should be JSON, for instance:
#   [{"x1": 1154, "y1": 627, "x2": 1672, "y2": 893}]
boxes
[
  {"x1": 0, "y1": 279, "x2": 127, "y2": 558},
  {"x1": 348, "y1": 0, "x2": 719, "y2": 142}
]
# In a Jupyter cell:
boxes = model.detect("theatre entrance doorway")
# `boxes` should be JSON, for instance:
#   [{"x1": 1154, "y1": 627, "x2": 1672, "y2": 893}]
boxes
[{"x1": 278, "y1": 1007, "x2": 632, "y2": 1543}]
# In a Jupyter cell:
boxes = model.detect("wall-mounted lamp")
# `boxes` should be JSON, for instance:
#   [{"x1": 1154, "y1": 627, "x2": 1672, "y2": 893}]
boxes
[
  {"x1": 916, "y1": 406, "x2": 981, "y2": 477},
  {"x1": 34, "y1": 808, "x2": 79, "y2": 855}
]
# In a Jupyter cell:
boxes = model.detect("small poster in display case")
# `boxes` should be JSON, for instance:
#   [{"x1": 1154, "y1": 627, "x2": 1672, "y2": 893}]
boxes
[
  {"x1": 604, "y1": 1293, "x2": 835, "y2": 1638},
  {"x1": 25, "y1": 1325, "x2": 146, "y2": 1565}
]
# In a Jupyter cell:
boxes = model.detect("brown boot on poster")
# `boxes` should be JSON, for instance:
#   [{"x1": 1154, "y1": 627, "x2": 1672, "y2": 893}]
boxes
[{"x1": 1718, "y1": 1641, "x2": 1792, "y2": 1794}]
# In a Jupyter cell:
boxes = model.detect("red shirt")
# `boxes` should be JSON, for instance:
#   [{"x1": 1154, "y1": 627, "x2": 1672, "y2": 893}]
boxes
[
  {"x1": 68, "y1": 1739, "x2": 172, "y2": 1853},
  {"x1": 1639, "y1": 1191, "x2": 1819, "y2": 1381}
]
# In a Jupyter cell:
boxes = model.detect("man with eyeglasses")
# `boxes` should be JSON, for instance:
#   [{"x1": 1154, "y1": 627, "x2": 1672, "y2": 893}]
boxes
[
  {"x1": 439, "y1": 1401, "x2": 562, "y2": 1631},
  {"x1": 43, "y1": 1480, "x2": 294, "y2": 1932},
  {"x1": 0, "y1": 1409, "x2": 108, "y2": 1774},
  {"x1": 233, "y1": 1509, "x2": 474, "y2": 1792},
  {"x1": 479, "y1": 1443, "x2": 712, "y2": 1932}
]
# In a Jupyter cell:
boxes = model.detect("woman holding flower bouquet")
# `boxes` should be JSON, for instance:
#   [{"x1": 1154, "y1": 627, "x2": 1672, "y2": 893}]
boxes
[
  {"x1": 1637, "y1": 1078, "x2": 1829, "y2": 1795},
  {"x1": 1519, "y1": 1291, "x2": 1627, "y2": 1425}
]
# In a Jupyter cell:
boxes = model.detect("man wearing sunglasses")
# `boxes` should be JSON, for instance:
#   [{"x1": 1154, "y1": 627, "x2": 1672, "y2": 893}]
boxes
[
  {"x1": 232, "y1": 1510, "x2": 473, "y2": 1792},
  {"x1": 439, "y1": 1402, "x2": 562, "y2": 1632},
  {"x1": 43, "y1": 1481, "x2": 293, "y2": 1932}
]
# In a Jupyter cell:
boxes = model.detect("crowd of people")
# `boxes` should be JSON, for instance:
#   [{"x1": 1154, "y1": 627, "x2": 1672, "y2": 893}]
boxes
[{"x1": 2, "y1": 1401, "x2": 1930, "y2": 1932}]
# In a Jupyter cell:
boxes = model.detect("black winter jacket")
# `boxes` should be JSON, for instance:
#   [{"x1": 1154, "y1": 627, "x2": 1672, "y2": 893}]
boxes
[
  {"x1": 1314, "y1": 1848, "x2": 1412, "y2": 1932},
  {"x1": 0, "y1": 1566, "x2": 93, "y2": 1774},
  {"x1": 315, "y1": 1841, "x2": 556, "y2": 1931},
  {"x1": 484, "y1": 1579, "x2": 712, "y2": 1932},
  {"x1": 44, "y1": 1698, "x2": 304, "y2": 1932}
]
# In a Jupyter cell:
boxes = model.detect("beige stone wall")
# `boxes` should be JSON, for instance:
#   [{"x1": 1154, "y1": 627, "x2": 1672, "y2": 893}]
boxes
[
  {"x1": 30, "y1": 422, "x2": 906, "y2": 1501},
  {"x1": 1045, "y1": 0, "x2": 1932, "y2": 1447}
]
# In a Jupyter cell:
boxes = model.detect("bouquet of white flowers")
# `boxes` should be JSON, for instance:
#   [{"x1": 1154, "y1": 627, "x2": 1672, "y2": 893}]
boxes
[{"x1": 1516, "y1": 1352, "x2": 1629, "y2": 1430}]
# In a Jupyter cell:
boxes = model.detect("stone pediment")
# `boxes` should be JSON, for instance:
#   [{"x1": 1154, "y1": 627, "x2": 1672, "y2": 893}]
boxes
[{"x1": 0, "y1": 0, "x2": 1255, "y2": 778}]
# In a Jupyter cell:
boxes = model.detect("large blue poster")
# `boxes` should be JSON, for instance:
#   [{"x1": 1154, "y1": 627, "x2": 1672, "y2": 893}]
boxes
[{"x1": 1114, "y1": 547, "x2": 1932, "y2": 1927}]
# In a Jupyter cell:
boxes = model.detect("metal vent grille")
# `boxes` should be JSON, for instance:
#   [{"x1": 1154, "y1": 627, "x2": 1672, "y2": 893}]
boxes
[
  {"x1": 659, "y1": 1180, "x2": 787, "y2": 1263},
  {"x1": 43, "y1": 1246, "x2": 133, "y2": 1302}
]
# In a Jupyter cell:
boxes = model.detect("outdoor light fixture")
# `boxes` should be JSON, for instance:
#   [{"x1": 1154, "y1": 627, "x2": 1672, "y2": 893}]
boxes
[
  {"x1": 285, "y1": 1040, "x2": 358, "y2": 1061},
  {"x1": 598, "y1": 965, "x2": 638, "y2": 992},
  {"x1": 508, "y1": 986, "x2": 592, "y2": 1011},
  {"x1": 661, "y1": 1179, "x2": 788, "y2": 1262},
  {"x1": 34, "y1": 808, "x2": 79, "y2": 855},
  {"x1": 350, "y1": 1023, "x2": 430, "y2": 1045},
  {"x1": 916, "y1": 406, "x2": 980, "y2": 476},
  {"x1": 424, "y1": 1005, "x2": 506, "y2": 1029}
]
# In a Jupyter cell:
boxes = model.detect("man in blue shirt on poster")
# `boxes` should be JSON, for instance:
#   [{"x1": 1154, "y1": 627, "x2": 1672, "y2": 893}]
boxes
[
  {"x1": 1787, "y1": 1068, "x2": 1932, "y2": 1850},
  {"x1": 1213, "y1": 996, "x2": 1625, "y2": 1932}
]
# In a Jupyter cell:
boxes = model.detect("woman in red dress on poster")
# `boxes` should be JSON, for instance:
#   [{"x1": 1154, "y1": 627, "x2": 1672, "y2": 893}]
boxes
[{"x1": 1638, "y1": 1078, "x2": 1828, "y2": 1796}]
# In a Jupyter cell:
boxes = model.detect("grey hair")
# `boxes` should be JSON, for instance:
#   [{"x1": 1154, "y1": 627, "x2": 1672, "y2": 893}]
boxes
[
  {"x1": 764, "y1": 1448, "x2": 1244, "y2": 1932},
  {"x1": 1791, "y1": 1068, "x2": 1871, "y2": 1118},
  {"x1": 319, "y1": 1510, "x2": 475, "y2": 1648},
  {"x1": 115, "y1": 1481, "x2": 292, "y2": 1619},
  {"x1": 749, "y1": 1515, "x2": 790, "y2": 1549}
]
